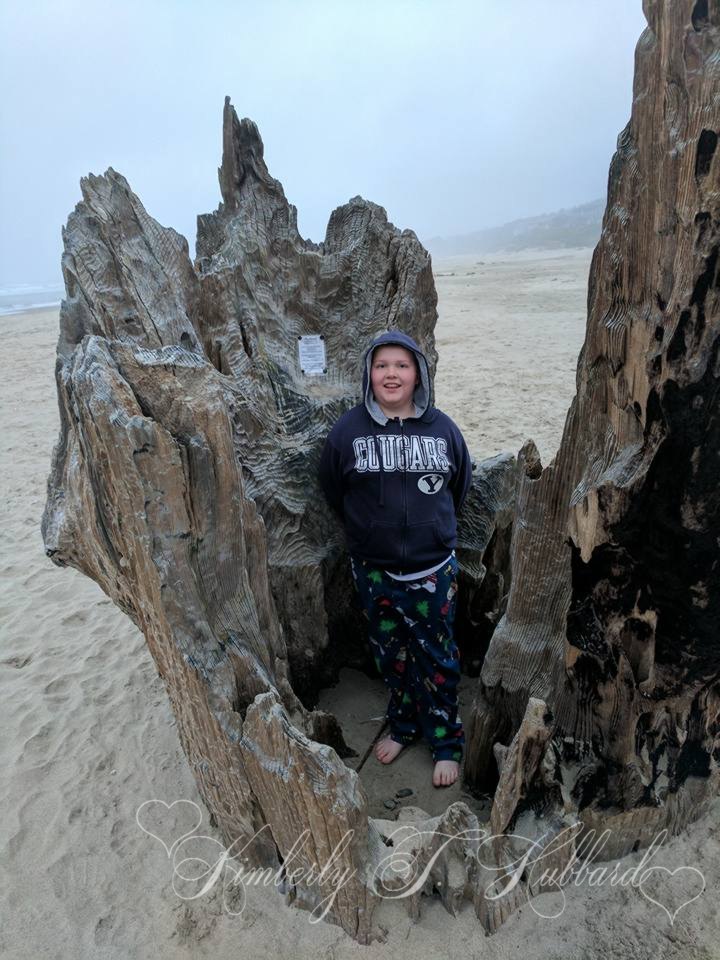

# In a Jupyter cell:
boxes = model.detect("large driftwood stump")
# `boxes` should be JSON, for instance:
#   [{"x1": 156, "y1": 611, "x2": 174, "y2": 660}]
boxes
[
  {"x1": 42, "y1": 100, "x2": 513, "y2": 940},
  {"x1": 467, "y1": 0, "x2": 720, "y2": 864},
  {"x1": 43, "y1": 0, "x2": 718, "y2": 940}
]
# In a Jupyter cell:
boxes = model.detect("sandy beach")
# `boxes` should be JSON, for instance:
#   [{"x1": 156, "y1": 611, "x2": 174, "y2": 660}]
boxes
[{"x1": 1, "y1": 249, "x2": 717, "y2": 959}]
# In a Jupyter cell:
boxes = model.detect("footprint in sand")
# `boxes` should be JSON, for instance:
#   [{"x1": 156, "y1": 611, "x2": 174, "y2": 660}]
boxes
[{"x1": 1, "y1": 653, "x2": 33, "y2": 669}]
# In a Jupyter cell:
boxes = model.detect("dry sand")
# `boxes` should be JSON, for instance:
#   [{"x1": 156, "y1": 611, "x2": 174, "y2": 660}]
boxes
[
  {"x1": 1, "y1": 249, "x2": 718, "y2": 959},
  {"x1": 433, "y1": 247, "x2": 593, "y2": 464}
]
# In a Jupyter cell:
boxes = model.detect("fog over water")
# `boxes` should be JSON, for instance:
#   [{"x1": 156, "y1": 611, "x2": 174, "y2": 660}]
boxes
[{"x1": 0, "y1": 0, "x2": 647, "y2": 288}]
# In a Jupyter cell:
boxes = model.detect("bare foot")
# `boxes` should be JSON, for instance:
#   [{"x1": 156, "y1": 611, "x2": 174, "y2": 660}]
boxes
[
  {"x1": 433, "y1": 759, "x2": 460, "y2": 787},
  {"x1": 374, "y1": 736, "x2": 405, "y2": 764}
]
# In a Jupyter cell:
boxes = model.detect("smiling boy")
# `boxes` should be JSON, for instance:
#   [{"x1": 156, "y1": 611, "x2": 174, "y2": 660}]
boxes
[
  {"x1": 370, "y1": 343, "x2": 418, "y2": 418},
  {"x1": 318, "y1": 331, "x2": 472, "y2": 787}
]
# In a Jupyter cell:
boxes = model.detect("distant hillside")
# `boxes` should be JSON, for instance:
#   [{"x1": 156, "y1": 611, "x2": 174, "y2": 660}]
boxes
[{"x1": 428, "y1": 198, "x2": 604, "y2": 258}]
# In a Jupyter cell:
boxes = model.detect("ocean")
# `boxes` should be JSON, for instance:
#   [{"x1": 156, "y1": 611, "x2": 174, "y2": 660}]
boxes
[{"x1": 0, "y1": 283, "x2": 64, "y2": 316}]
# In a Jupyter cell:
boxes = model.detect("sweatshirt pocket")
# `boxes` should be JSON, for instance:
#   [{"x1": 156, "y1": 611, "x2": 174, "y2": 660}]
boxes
[
  {"x1": 433, "y1": 517, "x2": 456, "y2": 551},
  {"x1": 348, "y1": 520, "x2": 404, "y2": 566}
]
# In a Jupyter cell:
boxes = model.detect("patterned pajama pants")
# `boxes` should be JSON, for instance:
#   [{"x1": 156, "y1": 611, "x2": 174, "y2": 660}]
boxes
[{"x1": 350, "y1": 554, "x2": 464, "y2": 763}]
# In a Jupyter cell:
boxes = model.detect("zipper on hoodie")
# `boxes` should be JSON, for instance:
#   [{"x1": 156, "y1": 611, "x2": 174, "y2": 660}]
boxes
[{"x1": 398, "y1": 417, "x2": 407, "y2": 568}]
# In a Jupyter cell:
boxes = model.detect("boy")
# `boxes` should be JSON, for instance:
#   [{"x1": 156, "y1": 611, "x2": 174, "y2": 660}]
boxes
[{"x1": 319, "y1": 331, "x2": 472, "y2": 787}]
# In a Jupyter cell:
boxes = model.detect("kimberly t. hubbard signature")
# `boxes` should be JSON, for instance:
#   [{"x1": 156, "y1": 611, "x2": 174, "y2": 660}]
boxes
[{"x1": 135, "y1": 799, "x2": 705, "y2": 925}]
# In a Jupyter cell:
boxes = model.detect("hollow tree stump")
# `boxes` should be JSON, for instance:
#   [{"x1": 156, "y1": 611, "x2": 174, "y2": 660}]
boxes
[
  {"x1": 43, "y1": 0, "x2": 719, "y2": 940},
  {"x1": 42, "y1": 99, "x2": 514, "y2": 940}
]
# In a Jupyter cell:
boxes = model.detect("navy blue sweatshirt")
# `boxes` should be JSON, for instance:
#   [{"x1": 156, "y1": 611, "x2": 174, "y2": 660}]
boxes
[{"x1": 318, "y1": 331, "x2": 472, "y2": 574}]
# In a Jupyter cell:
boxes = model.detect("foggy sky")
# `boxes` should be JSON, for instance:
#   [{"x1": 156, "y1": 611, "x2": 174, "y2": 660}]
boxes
[{"x1": 0, "y1": 0, "x2": 647, "y2": 287}]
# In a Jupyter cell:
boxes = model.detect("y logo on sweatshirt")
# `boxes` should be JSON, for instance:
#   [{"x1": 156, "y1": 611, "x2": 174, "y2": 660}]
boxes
[
  {"x1": 417, "y1": 473, "x2": 445, "y2": 494},
  {"x1": 352, "y1": 435, "x2": 450, "y2": 473}
]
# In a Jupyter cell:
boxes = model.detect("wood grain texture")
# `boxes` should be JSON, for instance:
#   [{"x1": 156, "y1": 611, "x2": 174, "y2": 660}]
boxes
[
  {"x1": 469, "y1": 0, "x2": 720, "y2": 860},
  {"x1": 42, "y1": 100, "x2": 508, "y2": 940}
]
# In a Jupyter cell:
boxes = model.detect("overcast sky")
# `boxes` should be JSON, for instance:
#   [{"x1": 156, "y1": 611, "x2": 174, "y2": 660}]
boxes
[{"x1": 0, "y1": 0, "x2": 647, "y2": 287}]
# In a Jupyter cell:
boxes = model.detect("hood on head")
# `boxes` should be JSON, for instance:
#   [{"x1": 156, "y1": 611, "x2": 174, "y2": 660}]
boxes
[{"x1": 362, "y1": 330, "x2": 433, "y2": 425}]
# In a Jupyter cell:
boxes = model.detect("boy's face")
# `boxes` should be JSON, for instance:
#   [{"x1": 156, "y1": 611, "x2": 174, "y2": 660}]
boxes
[{"x1": 370, "y1": 345, "x2": 419, "y2": 414}]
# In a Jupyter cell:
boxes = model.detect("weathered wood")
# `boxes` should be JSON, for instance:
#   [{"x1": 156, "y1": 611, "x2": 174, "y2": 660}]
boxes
[
  {"x1": 489, "y1": 697, "x2": 554, "y2": 838},
  {"x1": 42, "y1": 101, "x2": 507, "y2": 941},
  {"x1": 467, "y1": 0, "x2": 720, "y2": 863},
  {"x1": 195, "y1": 101, "x2": 443, "y2": 706}
]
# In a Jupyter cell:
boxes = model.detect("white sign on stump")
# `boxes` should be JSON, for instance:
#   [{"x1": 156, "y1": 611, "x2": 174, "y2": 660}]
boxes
[{"x1": 298, "y1": 335, "x2": 327, "y2": 376}]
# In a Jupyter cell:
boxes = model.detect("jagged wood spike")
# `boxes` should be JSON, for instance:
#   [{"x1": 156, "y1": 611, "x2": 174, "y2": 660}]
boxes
[{"x1": 467, "y1": 0, "x2": 720, "y2": 863}]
